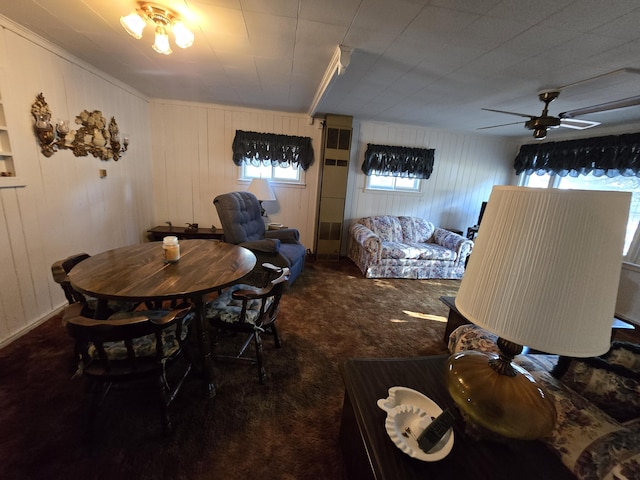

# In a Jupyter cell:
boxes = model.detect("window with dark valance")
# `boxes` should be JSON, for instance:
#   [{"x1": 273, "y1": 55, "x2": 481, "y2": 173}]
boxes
[
  {"x1": 232, "y1": 130, "x2": 314, "y2": 171},
  {"x1": 361, "y1": 143, "x2": 435, "y2": 179},
  {"x1": 514, "y1": 132, "x2": 640, "y2": 178}
]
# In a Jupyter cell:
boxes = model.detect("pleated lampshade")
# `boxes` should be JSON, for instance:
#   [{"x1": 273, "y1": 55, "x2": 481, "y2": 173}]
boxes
[{"x1": 456, "y1": 186, "x2": 630, "y2": 357}]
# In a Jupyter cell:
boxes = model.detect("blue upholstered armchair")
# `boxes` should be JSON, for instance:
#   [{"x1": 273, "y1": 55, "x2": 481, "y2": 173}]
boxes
[{"x1": 213, "y1": 191, "x2": 305, "y2": 285}]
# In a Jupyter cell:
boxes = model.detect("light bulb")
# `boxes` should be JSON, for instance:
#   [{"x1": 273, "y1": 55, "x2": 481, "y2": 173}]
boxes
[
  {"x1": 120, "y1": 11, "x2": 146, "y2": 39},
  {"x1": 172, "y1": 21, "x2": 194, "y2": 48},
  {"x1": 152, "y1": 26, "x2": 172, "y2": 55}
]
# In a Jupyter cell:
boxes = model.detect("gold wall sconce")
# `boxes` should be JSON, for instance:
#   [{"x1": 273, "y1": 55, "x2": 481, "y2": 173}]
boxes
[
  {"x1": 120, "y1": 2, "x2": 194, "y2": 55},
  {"x1": 31, "y1": 93, "x2": 129, "y2": 161}
]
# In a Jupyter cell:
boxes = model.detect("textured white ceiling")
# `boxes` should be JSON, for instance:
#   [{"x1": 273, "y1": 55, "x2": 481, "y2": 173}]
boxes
[{"x1": 2, "y1": 0, "x2": 640, "y2": 139}]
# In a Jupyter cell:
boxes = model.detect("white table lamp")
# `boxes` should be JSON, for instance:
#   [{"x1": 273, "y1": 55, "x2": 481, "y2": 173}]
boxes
[
  {"x1": 247, "y1": 178, "x2": 276, "y2": 217},
  {"x1": 446, "y1": 186, "x2": 631, "y2": 439}
]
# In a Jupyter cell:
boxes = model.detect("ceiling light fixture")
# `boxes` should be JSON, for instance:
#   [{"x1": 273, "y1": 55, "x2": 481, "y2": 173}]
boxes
[{"x1": 120, "y1": 3, "x2": 194, "y2": 55}]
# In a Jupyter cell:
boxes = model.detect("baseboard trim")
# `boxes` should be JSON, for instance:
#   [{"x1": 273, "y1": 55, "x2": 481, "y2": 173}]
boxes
[{"x1": 0, "y1": 304, "x2": 66, "y2": 350}]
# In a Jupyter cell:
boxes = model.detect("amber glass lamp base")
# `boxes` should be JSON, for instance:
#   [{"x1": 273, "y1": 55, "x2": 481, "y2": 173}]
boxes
[{"x1": 445, "y1": 349, "x2": 556, "y2": 440}]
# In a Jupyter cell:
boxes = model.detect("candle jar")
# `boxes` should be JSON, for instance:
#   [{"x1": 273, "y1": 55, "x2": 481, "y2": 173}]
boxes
[{"x1": 162, "y1": 236, "x2": 180, "y2": 263}]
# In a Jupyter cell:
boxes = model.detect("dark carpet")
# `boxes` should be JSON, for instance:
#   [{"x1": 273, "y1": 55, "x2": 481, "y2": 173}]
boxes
[{"x1": 0, "y1": 258, "x2": 460, "y2": 480}]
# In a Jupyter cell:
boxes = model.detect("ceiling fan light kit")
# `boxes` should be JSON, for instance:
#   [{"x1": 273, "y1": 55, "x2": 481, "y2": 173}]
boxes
[
  {"x1": 120, "y1": 3, "x2": 194, "y2": 55},
  {"x1": 481, "y1": 83, "x2": 640, "y2": 140}
]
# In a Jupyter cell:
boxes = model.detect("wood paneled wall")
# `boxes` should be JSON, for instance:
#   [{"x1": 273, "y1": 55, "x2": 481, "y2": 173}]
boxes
[
  {"x1": 0, "y1": 18, "x2": 153, "y2": 346},
  {"x1": 149, "y1": 100, "x2": 323, "y2": 249},
  {"x1": 0, "y1": 16, "x2": 520, "y2": 348},
  {"x1": 148, "y1": 107, "x2": 521, "y2": 259},
  {"x1": 343, "y1": 120, "x2": 519, "y2": 253}
]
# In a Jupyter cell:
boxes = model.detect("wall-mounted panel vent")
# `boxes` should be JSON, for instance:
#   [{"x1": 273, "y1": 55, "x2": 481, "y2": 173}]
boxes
[
  {"x1": 319, "y1": 221, "x2": 342, "y2": 240},
  {"x1": 315, "y1": 115, "x2": 353, "y2": 261}
]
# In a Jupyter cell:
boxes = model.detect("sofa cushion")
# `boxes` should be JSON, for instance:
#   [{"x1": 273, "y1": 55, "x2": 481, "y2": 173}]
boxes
[
  {"x1": 448, "y1": 324, "x2": 501, "y2": 355},
  {"x1": 448, "y1": 325, "x2": 640, "y2": 479},
  {"x1": 398, "y1": 216, "x2": 435, "y2": 243},
  {"x1": 557, "y1": 351, "x2": 640, "y2": 424},
  {"x1": 572, "y1": 419, "x2": 640, "y2": 480},
  {"x1": 607, "y1": 341, "x2": 640, "y2": 371},
  {"x1": 519, "y1": 356, "x2": 636, "y2": 480},
  {"x1": 380, "y1": 242, "x2": 456, "y2": 260},
  {"x1": 360, "y1": 216, "x2": 403, "y2": 242}
]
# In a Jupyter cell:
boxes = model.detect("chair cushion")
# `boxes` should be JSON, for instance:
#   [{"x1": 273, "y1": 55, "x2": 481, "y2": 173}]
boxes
[
  {"x1": 96, "y1": 310, "x2": 187, "y2": 360},
  {"x1": 205, "y1": 284, "x2": 273, "y2": 326}
]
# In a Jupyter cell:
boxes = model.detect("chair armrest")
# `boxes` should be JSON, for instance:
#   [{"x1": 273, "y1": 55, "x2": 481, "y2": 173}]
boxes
[
  {"x1": 66, "y1": 313, "x2": 151, "y2": 327},
  {"x1": 349, "y1": 223, "x2": 381, "y2": 254},
  {"x1": 65, "y1": 307, "x2": 192, "y2": 328},
  {"x1": 433, "y1": 228, "x2": 474, "y2": 264},
  {"x1": 240, "y1": 238, "x2": 281, "y2": 253},
  {"x1": 151, "y1": 306, "x2": 193, "y2": 326},
  {"x1": 265, "y1": 228, "x2": 300, "y2": 243},
  {"x1": 231, "y1": 268, "x2": 290, "y2": 300},
  {"x1": 61, "y1": 303, "x2": 85, "y2": 324}
]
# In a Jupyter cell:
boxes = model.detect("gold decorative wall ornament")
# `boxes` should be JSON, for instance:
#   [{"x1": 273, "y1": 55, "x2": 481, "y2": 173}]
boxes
[{"x1": 31, "y1": 93, "x2": 129, "y2": 161}]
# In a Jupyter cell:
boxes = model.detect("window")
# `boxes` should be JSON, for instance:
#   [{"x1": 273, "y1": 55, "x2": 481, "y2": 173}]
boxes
[
  {"x1": 366, "y1": 174, "x2": 420, "y2": 192},
  {"x1": 361, "y1": 143, "x2": 433, "y2": 192},
  {"x1": 241, "y1": 162, "x2": 301, "y2": 182},
  {"x1": 522, "y1": 173, "x2": 640, "y2": 254},
  {"x1": 233, "y1": 130, "x2": 312, "y2": 185}
]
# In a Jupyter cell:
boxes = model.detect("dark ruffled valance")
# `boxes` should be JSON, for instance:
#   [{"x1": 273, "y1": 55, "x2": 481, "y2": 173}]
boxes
[
  {"x1": 232, "y1": 130, "x2": 314, "y2": 171},
  {"x1": 362, "y1": 144, "x2": 435, "y2": 179},
  {"x1": 514, "y1": 132, "x2": 640, "y2": 178}
]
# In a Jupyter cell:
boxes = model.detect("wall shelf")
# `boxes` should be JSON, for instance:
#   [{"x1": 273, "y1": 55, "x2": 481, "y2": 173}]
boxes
[
  {"x1": 0, "y1": 176, "x2": 25, "y2": 188},
  {"x1": 0, "y1": 97, "x2": 22, "y2": 186}
]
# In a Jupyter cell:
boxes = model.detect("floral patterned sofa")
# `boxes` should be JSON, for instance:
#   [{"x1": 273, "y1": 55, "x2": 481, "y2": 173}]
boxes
[
  {"x1": 449, "y1": 324, "x2": 640, "y2": 480},
  {"x1": 348, "y1": 215, "x2": 473, "y2": 279}
]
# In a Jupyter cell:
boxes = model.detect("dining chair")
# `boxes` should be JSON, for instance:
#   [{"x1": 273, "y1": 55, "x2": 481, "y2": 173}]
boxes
[
  {"x1": 51, "y1": 253, "x2": 138, "y2": 319},
  {"x1": 205, "y1": 263, "x2": 290, "y2": 384},
  {"x1": 51, "y1": 253, "x2": 94, "y2": 315},
  {"x1": 64, "y1": 304, "x2": 194, "y2": 436}
]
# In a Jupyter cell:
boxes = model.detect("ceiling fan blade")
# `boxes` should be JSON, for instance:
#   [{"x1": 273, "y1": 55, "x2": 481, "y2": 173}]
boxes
[
  {"x1": 559, "y1": 118, "x2": 601, "y2": 130},
  {"x1": 477, "y1": 121, "x2": 526, "y2": 130},
  {"x1": 482, "y1": 108, "x2": 535, "y2": 119},
  {"x1": 560, "y1": 95, "x2": 640, "y2": 118}
]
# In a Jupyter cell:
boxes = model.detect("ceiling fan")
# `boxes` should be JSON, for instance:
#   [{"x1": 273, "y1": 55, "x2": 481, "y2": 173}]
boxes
[{"x1": 479, "y1": 90, "x2": 640, "y2": 139}]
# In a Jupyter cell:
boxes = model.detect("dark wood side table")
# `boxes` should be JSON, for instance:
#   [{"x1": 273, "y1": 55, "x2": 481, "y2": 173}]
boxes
[
  {"x1": 439, "y1": 295, "x2": 470, "y2": 342},
  {"x1": 440, "y1": 295, "x2": 635, "y2": 344},
  {"x1": 147, "y1": 225, "x2": 225, "y2": 242},
  {"x1": 339, "y1": 356, "x2": 575, "y2": 480}
]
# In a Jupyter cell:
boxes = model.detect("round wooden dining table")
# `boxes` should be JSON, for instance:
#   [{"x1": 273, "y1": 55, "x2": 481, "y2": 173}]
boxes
[{"x1": 69, "y1": 239, "x2": 257, "y2": 397}]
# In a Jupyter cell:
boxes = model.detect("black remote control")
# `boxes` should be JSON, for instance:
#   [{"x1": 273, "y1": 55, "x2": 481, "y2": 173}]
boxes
[{"x1": 417, "y1": 408, "x2": 455, "y2": 453}]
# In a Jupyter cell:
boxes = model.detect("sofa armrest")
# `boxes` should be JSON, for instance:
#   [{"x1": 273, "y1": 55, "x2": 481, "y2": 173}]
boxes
[
  {"x1": 265, "y1": 228, "x2": 300, "y2": 243},
  {"x1": 433, "y1": 228, "x2": 473, "y2": 265},
  {"x1": 349, "y1": 223, "x2": 381, "y2": 255}
]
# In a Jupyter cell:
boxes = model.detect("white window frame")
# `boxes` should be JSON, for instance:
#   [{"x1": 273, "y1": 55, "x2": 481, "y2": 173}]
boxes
[
  {"x1": 365, "y1": 173, "x2": 421, "y2": 192},
  {"x1": 239, "y1": 162, "x2": 305, "y2": 186}
]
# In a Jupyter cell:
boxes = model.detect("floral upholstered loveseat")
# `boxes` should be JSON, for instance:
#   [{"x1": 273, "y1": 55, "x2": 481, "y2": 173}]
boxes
[
  {"x1": 449, "y1": 324, "x2": 640, "y2": 480},
  {"x1": 348, "y1": 215, "x2": 473, "y2": 279}
]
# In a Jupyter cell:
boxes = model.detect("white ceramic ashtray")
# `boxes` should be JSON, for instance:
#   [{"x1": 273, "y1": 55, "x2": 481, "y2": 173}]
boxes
[{"x1": 377, "y1": 386, "x2": 454, "y2": 461}]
